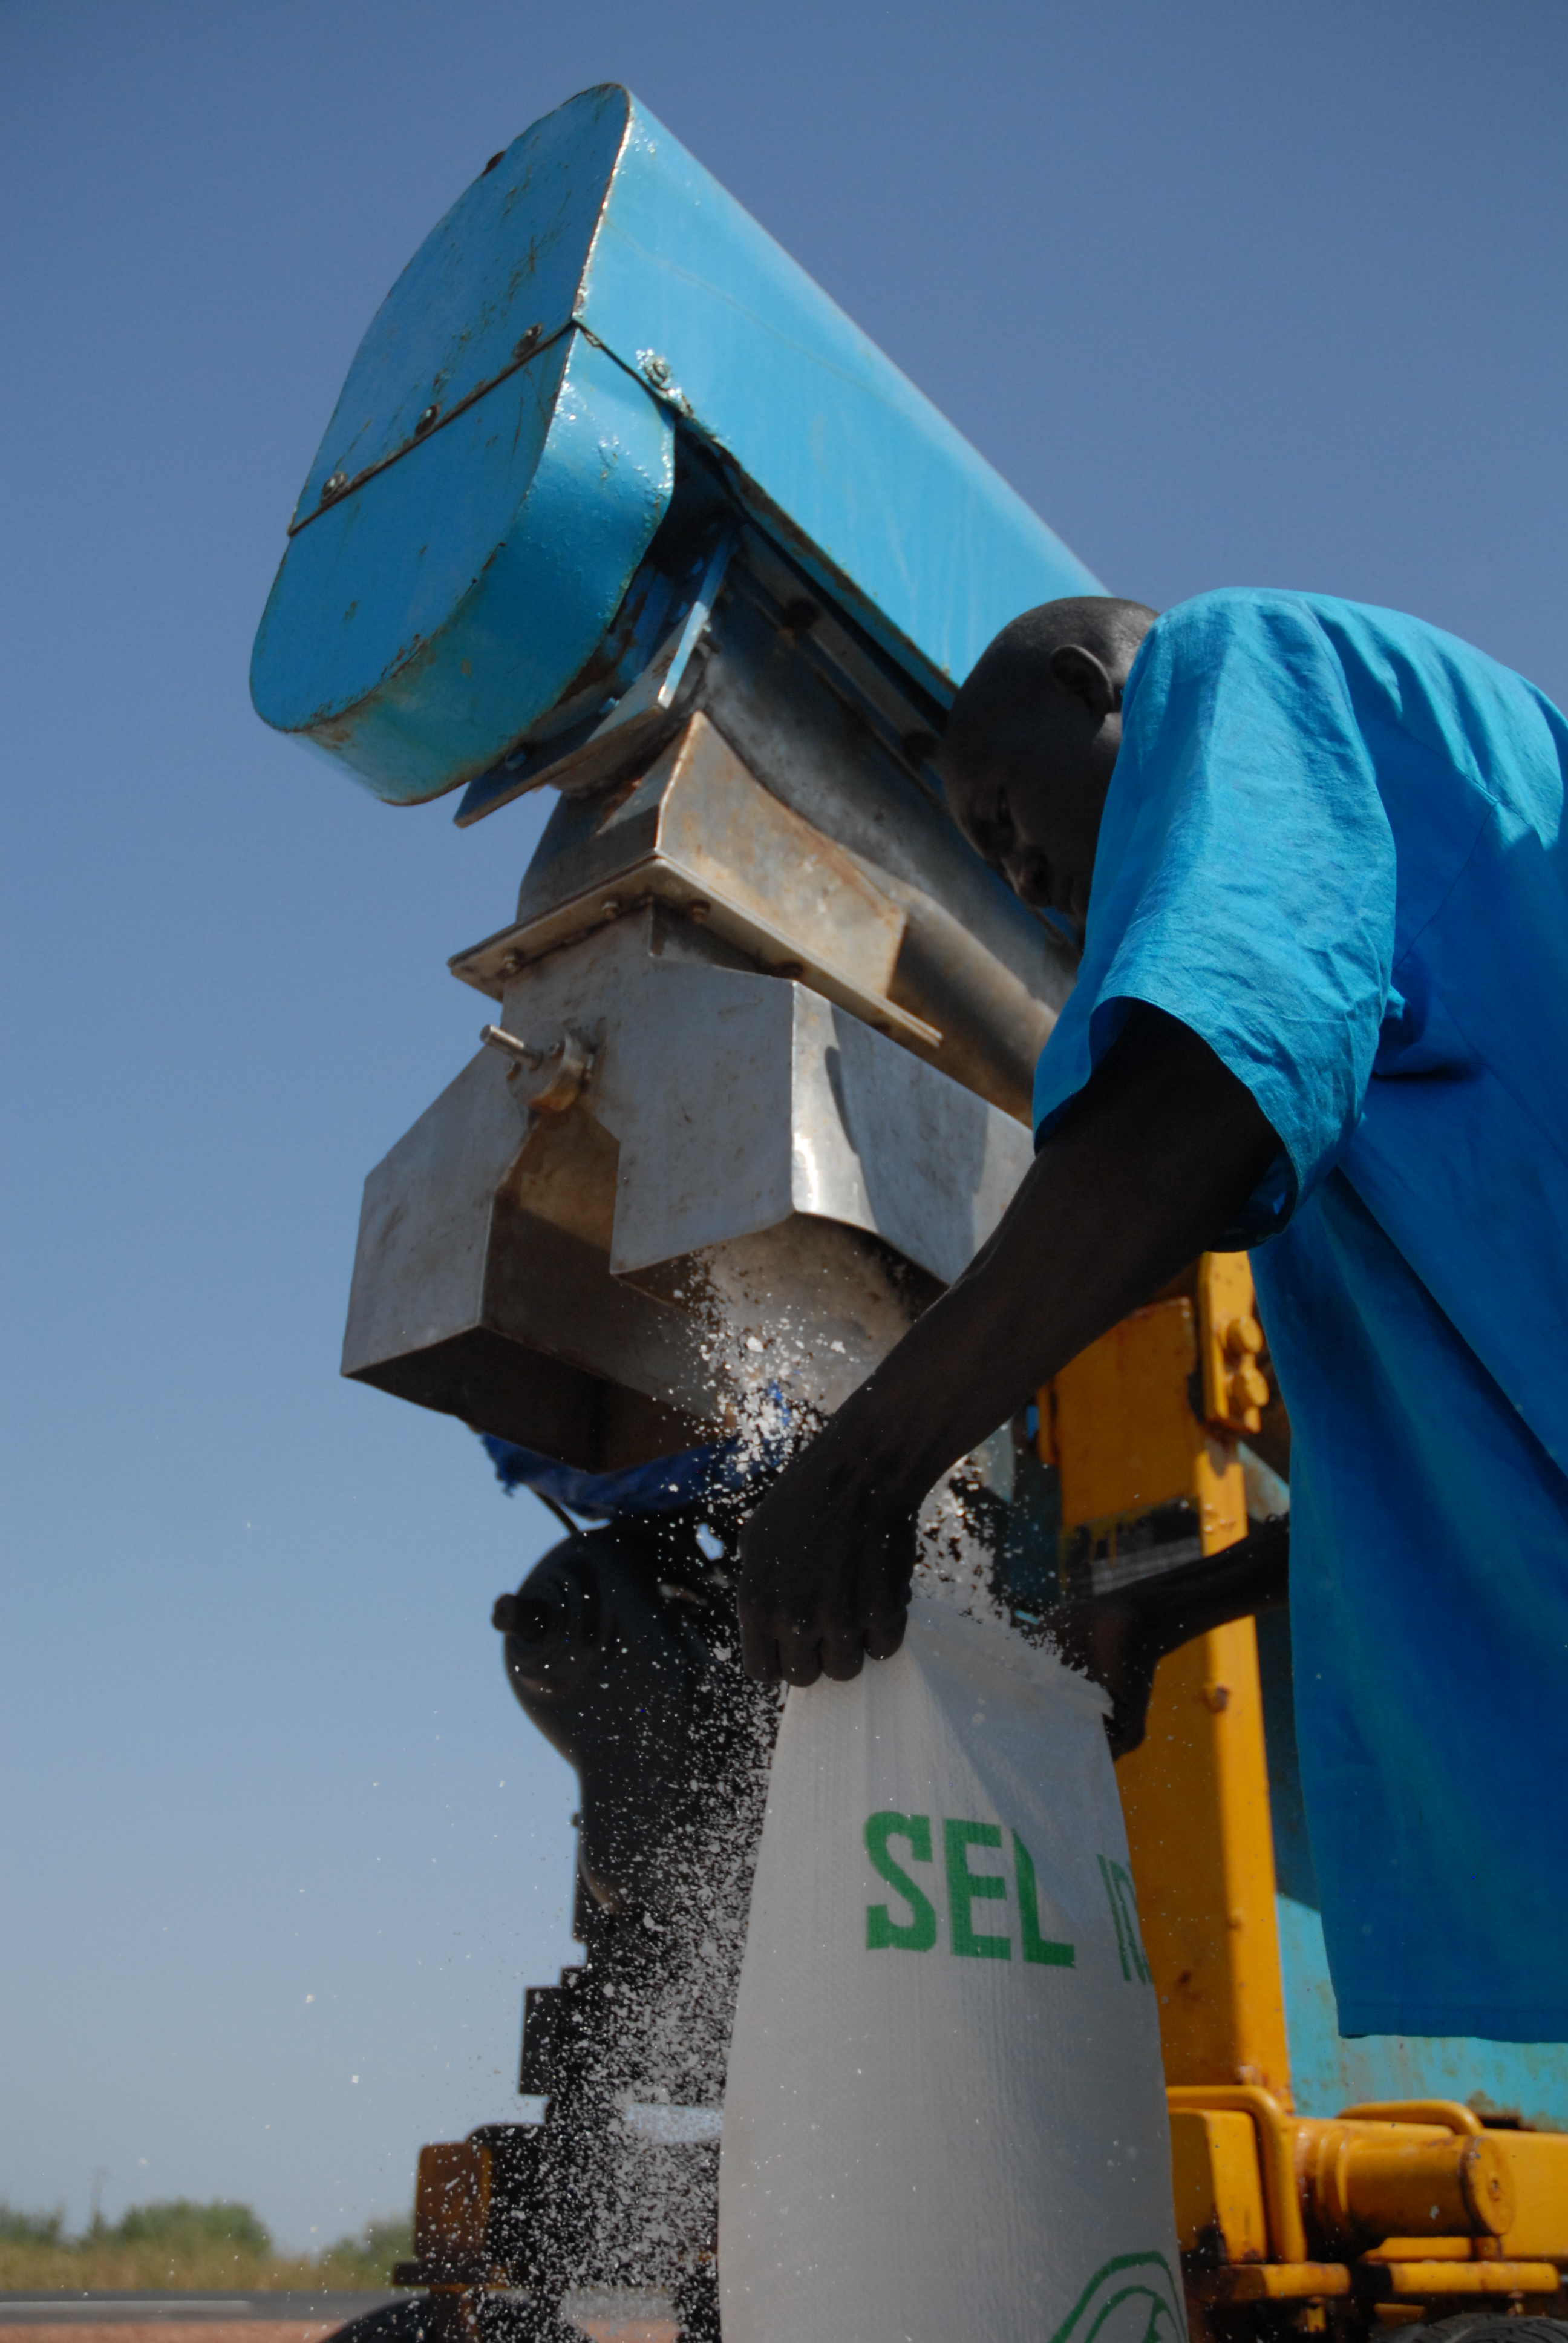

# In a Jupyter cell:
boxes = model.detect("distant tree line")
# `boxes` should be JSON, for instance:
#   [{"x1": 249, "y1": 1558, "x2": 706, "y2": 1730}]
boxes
[{"x1": 0, "y1": 2198, "x2": 413, "y2": 2290}]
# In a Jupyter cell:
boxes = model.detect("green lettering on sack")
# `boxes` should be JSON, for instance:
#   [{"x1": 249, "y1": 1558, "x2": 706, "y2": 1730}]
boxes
[
  {"x1": 1098, "y1": 1853, "x2": 1151, "y2": 1983},
  {"x1": 944, "y1": 1818, "x2": 1010, "y2": 1959},
  {"x1": 1098, "y1": 1853, "x2": 1131, "y2": 1978},
  {"x1": 1110, "y1": 1860, "x2": 1152, "y2": 1982},
  {"x1": 865, "y1": 1810, "x2": 938, "y2": 1950},
  {"x1": 1012, "y1": 1830, "x2": 1074, "y2": 1966}
]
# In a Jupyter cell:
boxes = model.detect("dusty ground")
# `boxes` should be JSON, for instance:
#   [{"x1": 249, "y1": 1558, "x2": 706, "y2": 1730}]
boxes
[
  {"x1": 8, "y1": 2324, "x2": 676, "y2": 2343},
  {"x1": 21, "y1": 2328, "x2": 350, "y2": 2343}
]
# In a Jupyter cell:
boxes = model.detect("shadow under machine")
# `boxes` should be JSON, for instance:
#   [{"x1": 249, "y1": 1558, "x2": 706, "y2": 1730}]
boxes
[{"x1": 251, "y1": 84, "x2": 1568, "y2": 2343}]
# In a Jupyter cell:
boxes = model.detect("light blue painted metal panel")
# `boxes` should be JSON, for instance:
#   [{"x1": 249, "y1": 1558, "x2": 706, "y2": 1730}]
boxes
[
  {"x1": 1278, "y1": 1897, "x2": 1568, "y2": 2128},
  {"x1": 253, "y1": 330, "x2": 671, "y2": 801},
  {"x1": 287, "y1": 87, "x2": 632, "y2": 530},
  {"x1": 251, "y1": 84, "x2": 1102, "y2": 806},
  {"x1": 573, "y1": 97, "x2": 1101, "y2": 700}
]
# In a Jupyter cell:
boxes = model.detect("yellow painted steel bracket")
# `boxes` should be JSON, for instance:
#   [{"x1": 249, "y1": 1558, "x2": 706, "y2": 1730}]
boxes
[
  {"x1": 1171, "y1": 2090, "x2": 1568, "y2": 2322},
  {"x1": 1168, "y1": 2085, "x2": 1310, "y2": 2264}
]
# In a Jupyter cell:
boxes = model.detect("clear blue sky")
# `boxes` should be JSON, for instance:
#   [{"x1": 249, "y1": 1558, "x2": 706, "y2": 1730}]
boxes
[{"x1": 2, "y1": 0, "x2": 1564, "y2": 2253}]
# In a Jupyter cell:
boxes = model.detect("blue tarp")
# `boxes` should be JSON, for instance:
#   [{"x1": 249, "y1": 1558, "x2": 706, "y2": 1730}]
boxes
[{"x1": 480, "y1": 1388, "x2": 791, "y2": 1521}]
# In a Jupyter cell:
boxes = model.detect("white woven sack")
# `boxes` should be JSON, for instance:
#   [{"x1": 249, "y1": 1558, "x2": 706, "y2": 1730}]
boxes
[{"x1": 719, "y1": 1595, "x2": 1183, "y2": 2343}]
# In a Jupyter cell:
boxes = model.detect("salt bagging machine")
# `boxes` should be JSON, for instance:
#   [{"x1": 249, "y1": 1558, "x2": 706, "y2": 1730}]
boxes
[{"x1": 252, "y1": 83, "x2": 1568, "y2": 2343}]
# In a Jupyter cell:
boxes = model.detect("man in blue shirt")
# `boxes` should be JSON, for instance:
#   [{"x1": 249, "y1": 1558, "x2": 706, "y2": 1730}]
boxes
[{"x1": 737, "y1": 589, "x2": 1568, "y2": 2043}]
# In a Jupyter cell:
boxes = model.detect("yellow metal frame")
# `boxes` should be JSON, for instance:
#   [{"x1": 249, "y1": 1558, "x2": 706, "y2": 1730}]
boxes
[
  {"x1": 1043, "y1": 1254, "x2": 1568, "y2": 2333},
  {"x1": 1119, "y1": 1624, "x2": 1292, "y2": 2098},
  {"x1": 1047, "y1": 1286, "x2": 1247, "y2": 1549}
]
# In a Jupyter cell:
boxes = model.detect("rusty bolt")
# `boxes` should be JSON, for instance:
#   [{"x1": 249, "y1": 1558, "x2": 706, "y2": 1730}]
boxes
[
  {"x1": 685, "y1": 900, "x2": 711, "y2": 924},
  {"x1": 642, "y1": 352, "x2": 673, "y2": 387},
  {"x1": 513, "y1": 323, "x2": 542, "y2": 362},
  {"x1": 322, "y1": 471, "x2": 349, "y2": 500},
  {"x1": 415, "y1": 404, "x2": 440, "y2": 436},
  {"x1": 600, "y1": 899, "x2": 624, "y2": 921}
]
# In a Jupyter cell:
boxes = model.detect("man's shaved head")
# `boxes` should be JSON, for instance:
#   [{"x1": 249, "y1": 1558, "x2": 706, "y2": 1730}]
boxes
[
  {"x1": 938, "y1": 595, "x2": 1160, "y2": 938},
  {"x1": 945, "y1": 597, "x2": 1158, "y2": 765}
]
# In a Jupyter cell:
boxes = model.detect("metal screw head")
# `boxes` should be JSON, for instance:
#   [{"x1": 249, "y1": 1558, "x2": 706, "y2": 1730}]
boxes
[
  {"x1": 512, "y1": 323, "x2": 542, "y2": 362},
  {"x1": 322, "y1": 470, "x2": 349, "y2": 499},
  {"x1": 414, "y1": 404, "x2": 440, "y2": 436},
  {"x1": 642, "y1": 352, "x2": 672, "y2": 388}
]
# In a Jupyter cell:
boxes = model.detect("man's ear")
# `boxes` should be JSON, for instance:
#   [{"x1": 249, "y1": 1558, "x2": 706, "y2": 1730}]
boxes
[{"x1": 1049, "y1": 643, "x2": 1119, "y2": 721}]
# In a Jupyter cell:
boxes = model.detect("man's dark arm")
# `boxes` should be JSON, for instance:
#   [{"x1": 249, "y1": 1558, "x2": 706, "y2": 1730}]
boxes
[{"x1": 737, "y1": 1001, "x2": 1284, "y2": 1683}]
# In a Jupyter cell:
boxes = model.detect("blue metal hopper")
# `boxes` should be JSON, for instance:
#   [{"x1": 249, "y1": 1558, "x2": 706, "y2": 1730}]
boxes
[{"x1": 250, "y1": 82, "x2": 1100, "y2": 805}]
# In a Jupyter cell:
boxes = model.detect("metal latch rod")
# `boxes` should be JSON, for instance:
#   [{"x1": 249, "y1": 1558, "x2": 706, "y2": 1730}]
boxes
[
  {"x1": 480, "y1": 1024, "x2": 595, "y2": 1113},
  {"x1": 480, "y1": 1023, "x2": 546, "y2": 1069}
]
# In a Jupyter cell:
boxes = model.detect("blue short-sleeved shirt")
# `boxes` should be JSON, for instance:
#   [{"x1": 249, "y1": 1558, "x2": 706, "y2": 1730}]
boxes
[{"x1": 1032, "y1": 589, "x2": 1568, "y2": 2041}]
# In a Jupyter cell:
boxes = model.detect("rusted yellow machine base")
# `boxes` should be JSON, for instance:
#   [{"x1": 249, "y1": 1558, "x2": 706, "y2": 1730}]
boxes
[{"x1": 1047, "y1": 1259, "x2": 1568, "y2": 2338}]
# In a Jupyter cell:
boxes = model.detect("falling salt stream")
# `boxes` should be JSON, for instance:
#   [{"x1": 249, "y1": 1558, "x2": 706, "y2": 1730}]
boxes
[{"x1": 527, "y1": 1252, "x2": 1047, "y2": 2343}]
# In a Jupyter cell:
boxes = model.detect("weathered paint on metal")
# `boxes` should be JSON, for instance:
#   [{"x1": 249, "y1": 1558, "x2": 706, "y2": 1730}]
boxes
[
  {"x1": 289, "y1": 90, "x2": 633, "y2": 531},
  {"x1": 451, "y1": 523, "x2": 738, "y2": 824},
  {"x1": 1117, "y1": 1624, "x2": 1296, "y2": 2103},
  {"x1": 1047, "y1": 1296, "x2": 1249, "y2": 1544},
  {"x1": 251, "y1": 83, "x2": 1102, "y2": 806},
  {"x1": 251, "y1": 327, "x2": 673, "y2": 802},
  {"x1": 451, "y1": 712, "x2": 929, "y2": 1046}
]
